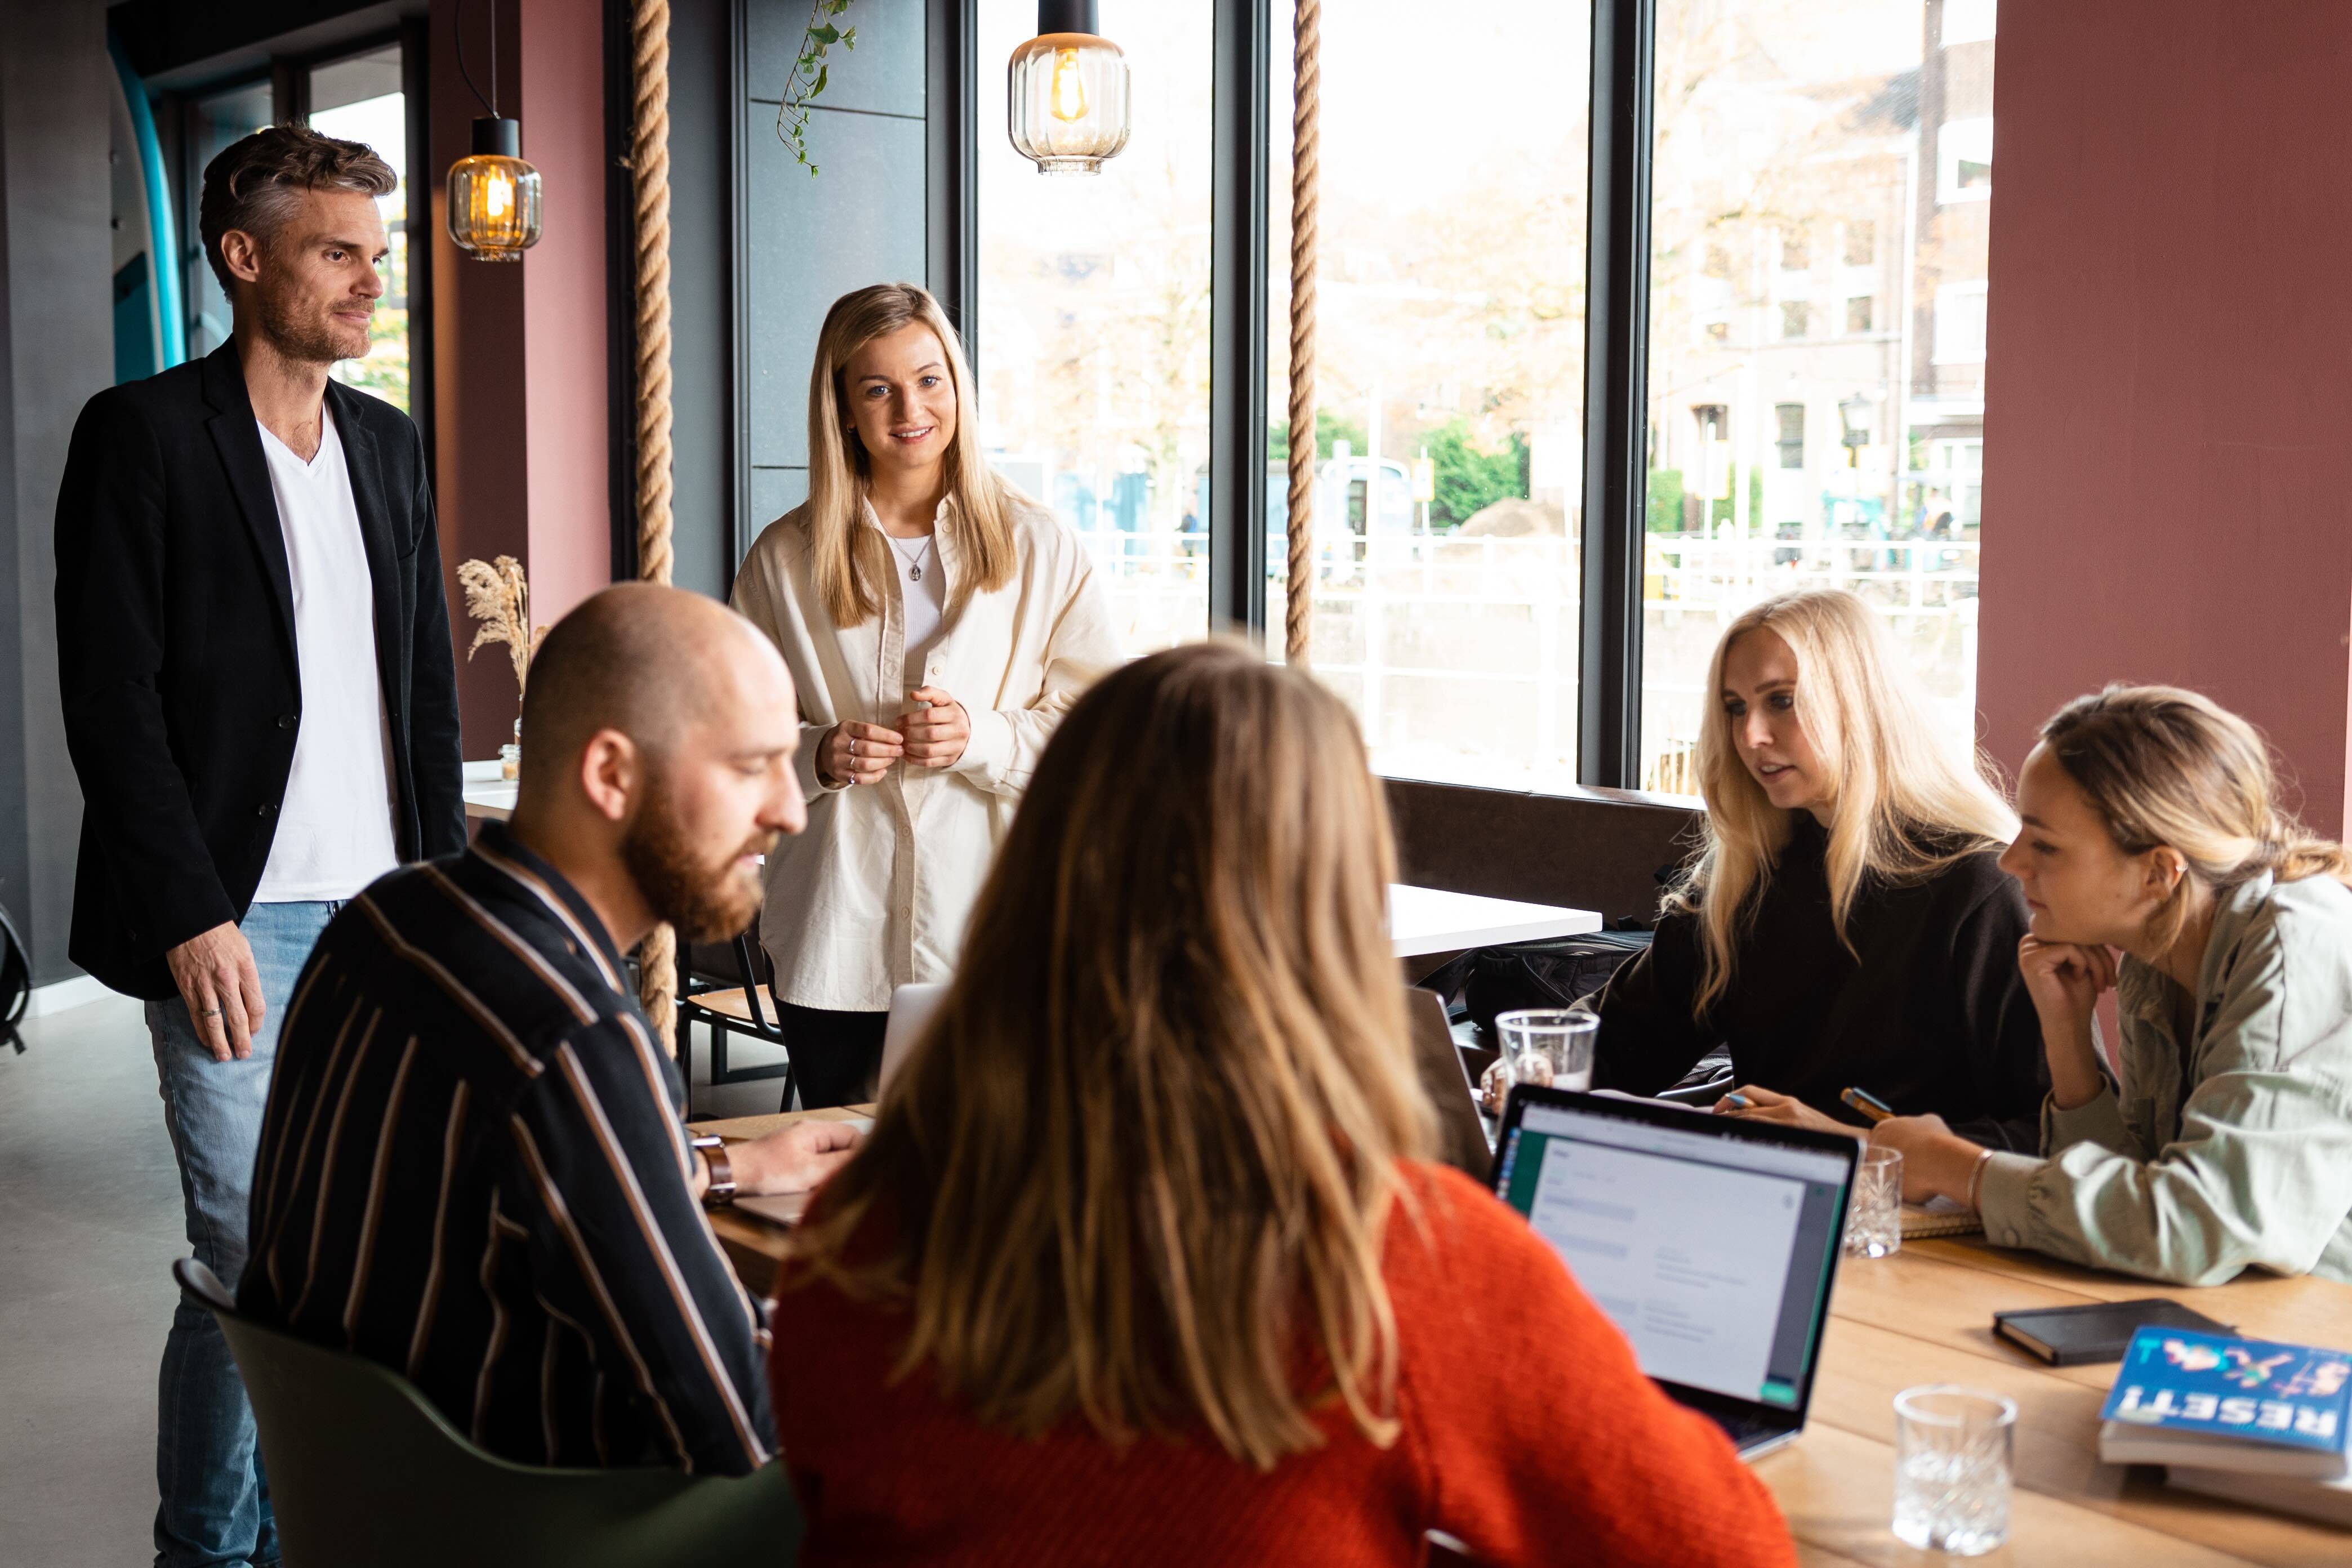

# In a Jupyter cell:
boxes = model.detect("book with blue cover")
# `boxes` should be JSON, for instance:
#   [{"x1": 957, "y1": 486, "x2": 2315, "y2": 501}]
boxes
[{"x1": 2097, "y1": 1326, "x2": 2352, "y2": 1478}]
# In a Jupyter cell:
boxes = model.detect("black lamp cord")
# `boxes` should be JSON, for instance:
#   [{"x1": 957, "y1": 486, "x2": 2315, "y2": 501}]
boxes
[{"x1": 456, "y1": 0, "x2": 499, "y2": 119}]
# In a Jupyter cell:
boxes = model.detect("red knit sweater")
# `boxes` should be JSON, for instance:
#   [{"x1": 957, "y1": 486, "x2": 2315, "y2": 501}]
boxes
[{"x1": 767, "y1": 1162, "x2": 1796, "y2": 1567}]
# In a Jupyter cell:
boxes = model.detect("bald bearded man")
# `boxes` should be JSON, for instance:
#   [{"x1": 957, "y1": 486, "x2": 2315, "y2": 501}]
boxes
[{"x1": 238, "y1": 585, "x2": 854, "y2": 1476}]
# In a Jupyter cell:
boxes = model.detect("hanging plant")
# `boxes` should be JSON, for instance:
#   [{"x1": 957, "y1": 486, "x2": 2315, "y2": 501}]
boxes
[{"x1": 775, "y1": 0, "x2": 859, "y2": 176}]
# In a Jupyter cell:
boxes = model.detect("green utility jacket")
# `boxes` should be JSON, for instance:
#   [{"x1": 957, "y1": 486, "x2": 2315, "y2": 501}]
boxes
[{"x1": 1976, "y1": 870, "x2": 2352, "y2": 1286}]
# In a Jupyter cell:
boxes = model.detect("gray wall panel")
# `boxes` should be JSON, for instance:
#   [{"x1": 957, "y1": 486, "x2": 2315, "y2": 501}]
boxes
[
  {"x1": 1, "y1": 0, "x2": 108, "y2": 985},
  {"x1": 745, "y1": 0, "x2": 926, "y2": 119},
  {"x1": 747, "y1": 465, "x2": 809, "y2": 546},
  {"x1": 743, "y1": 101, "x2": 927, "y2": 470}
]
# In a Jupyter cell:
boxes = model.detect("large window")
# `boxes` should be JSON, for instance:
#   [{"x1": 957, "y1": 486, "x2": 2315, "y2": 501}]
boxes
[
  {"x1": 1638, "y1": 0, "x2": 1995, "y2": 791},
  {"x1": 957, "y1": 0, "x2": 1994, "y2": 798},
  {"x1": 977, "y1": 0, "x2": 1213, "y2": 654},
  {"x1": 1269, "y1": 0, "x2": 1591, "y2": 790},
  {"x1": 309, "y1": 44, "x2": 414, "y2": 413}
]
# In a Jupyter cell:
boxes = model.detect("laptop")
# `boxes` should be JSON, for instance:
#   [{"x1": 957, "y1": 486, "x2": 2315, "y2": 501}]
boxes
[
  {"x1": 1491, "y1": 1084, "x2": 1857, "y2": 1459},
  {"x1": 1405, "y1": 987, "x2": 1495, "y2": 1179},
  {"x1": 876, "y1": 981, "x2": 949, "y2": 1099}
]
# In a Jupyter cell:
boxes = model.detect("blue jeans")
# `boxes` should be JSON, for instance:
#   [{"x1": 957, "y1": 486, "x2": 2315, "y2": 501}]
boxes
[{"x1": 146, "y1": 899, "x2": 337, "y2": 1568}]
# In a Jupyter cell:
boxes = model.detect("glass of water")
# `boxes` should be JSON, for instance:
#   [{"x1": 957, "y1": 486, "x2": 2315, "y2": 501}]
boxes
[
  {"x1": 1492, "y1": 1009, "x2": 1598, "y2": 1095},
  {"x1": 1892, "y1": 1385, "x2": 2016, "y2": 1555},
  {"x1": 1843, "y1": 1144, "x2": 1903, "y2": 1259}
]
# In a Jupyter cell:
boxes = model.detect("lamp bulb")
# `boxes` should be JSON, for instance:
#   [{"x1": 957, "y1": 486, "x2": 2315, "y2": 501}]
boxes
[{"x1": 1049, "y1": 47, "x2": 1088, "y2": 122}]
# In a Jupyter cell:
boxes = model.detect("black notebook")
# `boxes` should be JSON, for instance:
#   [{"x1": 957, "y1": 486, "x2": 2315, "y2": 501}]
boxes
[{"x1": 1992, "y1": 1299, "x2": 2235, "y2": 1366}]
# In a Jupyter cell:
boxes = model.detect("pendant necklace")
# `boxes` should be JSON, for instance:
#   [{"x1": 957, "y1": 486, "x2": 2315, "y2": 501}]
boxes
[{"x1": 890, "y1": 533, "x2": 935, "y2": 582}]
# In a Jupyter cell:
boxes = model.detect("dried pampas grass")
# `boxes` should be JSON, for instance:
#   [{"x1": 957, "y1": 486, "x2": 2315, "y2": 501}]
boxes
[{"x1": 457, "y1": 555, "x2": 547, "y2": 695}]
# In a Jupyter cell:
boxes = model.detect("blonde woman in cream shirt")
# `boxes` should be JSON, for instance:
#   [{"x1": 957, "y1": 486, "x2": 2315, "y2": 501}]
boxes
[{"x1": 732, "y1": 282, "x2": 1120, "y2": 1105}]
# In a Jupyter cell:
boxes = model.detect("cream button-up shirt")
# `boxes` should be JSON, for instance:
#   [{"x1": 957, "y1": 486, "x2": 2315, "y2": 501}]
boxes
[{"x1": 730, "y1": 492, "x2": 1122, "y2": 1012}]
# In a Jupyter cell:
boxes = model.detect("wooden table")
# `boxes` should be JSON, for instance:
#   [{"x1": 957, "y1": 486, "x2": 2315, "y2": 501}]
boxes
[{"x1": 703, "y1": 1107, "x2": 2352, "y2": 1562}]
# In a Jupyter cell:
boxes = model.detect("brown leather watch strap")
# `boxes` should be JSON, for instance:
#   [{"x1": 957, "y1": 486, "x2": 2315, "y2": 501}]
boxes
[{"x1": 689, "y1": 1133, "x2": 736, "y2": 1208}]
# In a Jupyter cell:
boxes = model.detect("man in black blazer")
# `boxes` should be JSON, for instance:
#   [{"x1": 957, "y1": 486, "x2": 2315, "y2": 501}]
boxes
[{"x1": 54, "y1": 124, "x2": 461, "y2": 1568}]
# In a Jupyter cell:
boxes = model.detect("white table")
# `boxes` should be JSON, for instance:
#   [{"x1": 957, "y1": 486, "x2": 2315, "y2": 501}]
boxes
[
  {"x1": 1387, "y1": 882, "x2": 1598, "y2": 958},
  {"x1": 466, "y1": 765, "x2": 1601, "y2": 958},
  {"x1": 462, "y1": 761, "x2": 515, "y2": 821}
]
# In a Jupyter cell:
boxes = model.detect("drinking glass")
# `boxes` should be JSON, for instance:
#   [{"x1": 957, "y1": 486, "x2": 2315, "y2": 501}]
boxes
[
  {"x1": 1493, "y1": 1009, "x2": 1598, "y2": 1095},
  {"x1": 1892, "y1": 1385, "x2": 2016, "y2": 1555},
  {"x1": 1844, "y1": 1145, "x2": 1903, "y2": 1259}
]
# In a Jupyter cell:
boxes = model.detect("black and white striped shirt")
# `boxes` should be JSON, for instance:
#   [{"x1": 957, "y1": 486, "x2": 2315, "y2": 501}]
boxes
[{"x1": 240, "y1": 821, "x2": 775, "y2": 1475}]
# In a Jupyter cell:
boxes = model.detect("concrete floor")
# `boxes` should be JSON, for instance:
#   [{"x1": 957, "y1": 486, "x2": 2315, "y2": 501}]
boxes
[{"x1": 0, "y1": 991, "x2": 791, "y2": 1565}]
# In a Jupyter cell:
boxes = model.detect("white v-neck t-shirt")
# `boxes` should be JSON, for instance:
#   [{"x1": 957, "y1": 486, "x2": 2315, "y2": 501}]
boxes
[{"x1": 250, "y1": 406, "x2": 400, "y2": 902}]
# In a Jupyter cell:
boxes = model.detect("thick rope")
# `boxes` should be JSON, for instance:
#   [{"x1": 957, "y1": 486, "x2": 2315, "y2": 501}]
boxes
[
  {"x1": 1285, "y1": 0, "x2": 1320, "y2": 666},
  {"x1": 631, "y1": 0, "x2": 679, "y2": 1049}
]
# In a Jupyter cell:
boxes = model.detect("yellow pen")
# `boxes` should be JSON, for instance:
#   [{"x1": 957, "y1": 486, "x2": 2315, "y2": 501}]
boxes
[{"x1": 1839, "y1": 1086, "x2": 1895, "y2": 1123}]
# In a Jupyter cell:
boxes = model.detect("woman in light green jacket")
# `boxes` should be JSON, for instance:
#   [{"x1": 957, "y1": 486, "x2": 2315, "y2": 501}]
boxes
[{"x1": 1876, "y1": 684, "x2": 2352, "y2": 1286}]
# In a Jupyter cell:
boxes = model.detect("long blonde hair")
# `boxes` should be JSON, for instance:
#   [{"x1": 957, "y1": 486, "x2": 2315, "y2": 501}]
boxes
[
  {"x1": 2040, "y1": 684, "x2": 2352, "y2": 952},
  {"x1": 803, "y1": 282, "x2": 1014, "y2": 626},
  {"x1": 1670, "y1": 589, "x2": 2016, "y2": 1017},
  {"x1": 786, "y1": 642, "x2": 1433, "y2": 1468}
]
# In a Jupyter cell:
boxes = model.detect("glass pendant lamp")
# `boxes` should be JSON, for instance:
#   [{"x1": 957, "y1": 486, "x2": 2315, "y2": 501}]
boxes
[
  {"x1": 1008, "y1": 0, "x2": 1130, "y2": 176},
  {"x1": 447, "y1": 117, "x2": 541, "y2": 262},
  {"x1": 446, "y1": 0, "x2": 541, "y2": 261}
]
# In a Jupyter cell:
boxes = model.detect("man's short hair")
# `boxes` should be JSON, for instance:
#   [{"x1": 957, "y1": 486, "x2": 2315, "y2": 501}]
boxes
[
  {"x1": 199, "y1": 124, "x2": 396, "y2": 296},
  {"x1": 520, "y1": 586, "x2": 753, "y2": 799}
]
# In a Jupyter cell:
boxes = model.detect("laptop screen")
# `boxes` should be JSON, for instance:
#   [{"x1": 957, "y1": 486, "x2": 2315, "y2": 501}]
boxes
[{"x1": 1493, "y1": 1093, "x2": 1851, "y2": 1413}]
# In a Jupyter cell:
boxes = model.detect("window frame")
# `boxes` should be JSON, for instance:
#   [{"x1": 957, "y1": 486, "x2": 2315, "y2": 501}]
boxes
[{"x1": 954, "y1": 0, "x2": 1963, "y2": 792}]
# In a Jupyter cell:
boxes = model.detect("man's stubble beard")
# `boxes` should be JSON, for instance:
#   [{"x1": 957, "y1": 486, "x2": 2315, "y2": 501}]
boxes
[
  {"x1": 618, "y1": 770, "x2": 773, "y2": 945},
  {"x1": 256, "y1": 273, "x2": 367, "y2": 366}
]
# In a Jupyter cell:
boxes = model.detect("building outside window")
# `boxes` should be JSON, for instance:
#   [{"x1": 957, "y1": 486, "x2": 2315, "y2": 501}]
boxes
[
  {"x1": 1937, "y1": 116, "x2": 1994, "y2": 202},
  {"x1": 1776, "y1": 404, "x2": 1806, "y2": 469},
  {"x1": 1934, "y1": 280, "x2": 1989, "y2": 363},
  {"x1": 977, "y1": 0, "x2": 1213, "y2": 656},
  {"x1": 972, "y1": 0, "x2": 1994, "y2": 803},
  {"x1": 1260, "y1": 0, "x2": 1592, "y2": 790},
  {"x1": 1642, "y1": 0, "x2": 1996, "y2": 794}
]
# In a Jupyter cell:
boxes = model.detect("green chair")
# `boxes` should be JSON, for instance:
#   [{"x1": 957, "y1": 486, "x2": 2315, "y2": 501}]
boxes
[{"x1": 175, "y1": 1258, "x2": 803, "y2": 1567}]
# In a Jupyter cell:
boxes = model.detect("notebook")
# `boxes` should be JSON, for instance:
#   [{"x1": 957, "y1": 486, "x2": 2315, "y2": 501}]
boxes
[
  {"x1": 1994, "y1": 1298, "x2": 2232, "y2": 1367},
  {"x1": 1901, "y1": 1197, "x2": 1983, "y2": 1239}
]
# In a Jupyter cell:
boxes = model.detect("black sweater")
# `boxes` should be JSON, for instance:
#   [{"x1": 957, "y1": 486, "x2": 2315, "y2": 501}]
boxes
[{"x1": 1592, "y1": 814, "x2": 2048, "y2": 1151}]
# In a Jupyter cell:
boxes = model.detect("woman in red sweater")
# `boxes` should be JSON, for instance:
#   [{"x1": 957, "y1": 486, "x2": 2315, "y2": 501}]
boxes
[{"x1": 768, "y1": 642, "x2": 1796, "y2": 1567}]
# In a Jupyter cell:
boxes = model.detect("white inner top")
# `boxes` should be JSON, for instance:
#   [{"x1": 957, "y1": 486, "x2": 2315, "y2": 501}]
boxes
[
  {"x1": 250, "y1": 407, "x2": 399, "y2": 903},
  {"x1": 888, "y1": 529, "x2": 947, "y2": 669}
]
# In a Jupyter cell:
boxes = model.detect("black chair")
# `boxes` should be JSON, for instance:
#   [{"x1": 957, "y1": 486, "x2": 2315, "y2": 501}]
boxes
[{"x1": 677, "y1": 930, "x2": 795, "y2": 1119}]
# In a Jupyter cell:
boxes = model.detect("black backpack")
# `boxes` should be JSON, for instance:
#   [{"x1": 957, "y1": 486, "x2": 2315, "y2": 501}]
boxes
[{"x1": 1415, "y1": 927, "x2": 1654, "y2": 1042}]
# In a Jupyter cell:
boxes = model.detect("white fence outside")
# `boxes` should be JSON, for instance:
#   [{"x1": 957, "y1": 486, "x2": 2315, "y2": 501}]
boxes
[{"x1": 1062, "y1": 524, "x2": 1980, "y2": 795}]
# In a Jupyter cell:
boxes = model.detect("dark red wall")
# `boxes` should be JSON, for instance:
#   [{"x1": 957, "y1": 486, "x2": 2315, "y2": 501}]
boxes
[
  {"x1": 1977, "y1": 1, "x2": 2352, "y2": 834},
  {"x1": 430, "y1": 0, "x2": 609, "y2": 760}
]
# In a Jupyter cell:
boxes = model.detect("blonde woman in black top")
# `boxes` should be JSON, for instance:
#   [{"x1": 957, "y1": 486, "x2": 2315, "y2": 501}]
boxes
[{"x1": 1592, "y1": 589, "x2": 2047, "y2": 1148}]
